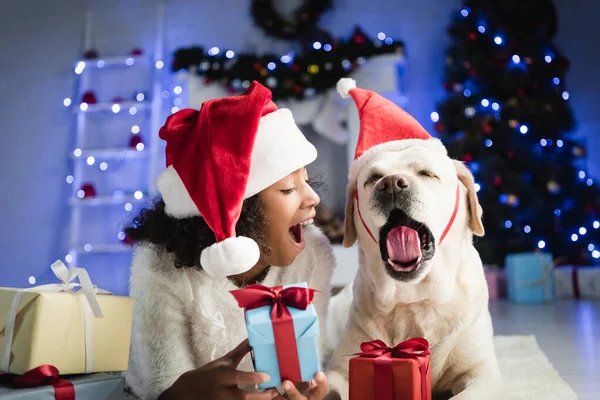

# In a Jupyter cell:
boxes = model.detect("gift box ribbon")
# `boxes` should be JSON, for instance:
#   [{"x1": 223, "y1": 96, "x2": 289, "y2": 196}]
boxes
[
  {"x1": 230, "y1": 284, "x2": 316, "y2": 383},
  {"x1": 0, "y1": 365, "x2": 75, "y2": 400},
  {"x1": 355, "y1": 338, "x2": 431, "y2": 400},
  {"x1": 1, "y1": 260, "x2": 111, "y2": 373}
]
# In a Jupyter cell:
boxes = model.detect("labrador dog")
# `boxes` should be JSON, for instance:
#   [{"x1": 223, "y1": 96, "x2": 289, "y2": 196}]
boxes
[{"x1": 324, "y1": 144, "x2": 503, "y2": 400}]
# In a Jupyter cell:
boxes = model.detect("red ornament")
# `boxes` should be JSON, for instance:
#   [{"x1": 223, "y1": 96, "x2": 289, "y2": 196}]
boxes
[
  {"x1": 254, "y1": 62, "x2": 262, "y2": 71},
  {"x1": 129, "y1": 135, "x2": 143, "y2": 149},
  {"x1": 507, "y1": 150, "x2": 515, "y2": 158},
  {"x1": 516, "y1": 88, "x2": 525, "y2": 96},
  {"x1": 469, "y1": 69, "x2": 477, "y2": 77},
  {"x1": 467, "y1": 32, "x2": 477, "y2": 41},
  {"x1": 112, "y1": 96, "x2": 123, "y2": 104},
  {"x1": 434, "y1": 122, "x2": 446, "y2": 133},
  {"x1": 353, "y1": 35, "x2": 366, "y2": 44},
  {"x1": 81, "y1": 91, "x2": 97, "y2": 104},
  {"x1": 131, "y1": 48, "x2": 143, "y2": 56},
  {"x1": 80, "y1": 183, "x2": 96, "y2": 198},
  {"x1": 291, "y1": 64, "x2": 300, "y2": 72},
  {"x1": 204, "y1": 77, "x2": 213, "y2": 85},
  {"x1": 462, "y1": 154, "x2": 473, "y2": 162},
  {"x1": 493, "y1": 176, "x2": 502, "y2": 186},
  {"x1": 483, "y1": 124, "x2": 493, "y2": 134},
  {"x1": 294, "y1": 85, "x2": 303, "y2": 93}
]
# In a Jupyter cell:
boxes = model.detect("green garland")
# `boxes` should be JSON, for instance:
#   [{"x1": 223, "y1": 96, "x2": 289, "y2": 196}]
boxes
[{"x1": 171, "y1": 27, "x2": 404, "y2": 101}]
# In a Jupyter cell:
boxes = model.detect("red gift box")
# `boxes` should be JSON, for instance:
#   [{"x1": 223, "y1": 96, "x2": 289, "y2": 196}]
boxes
[{"x1": 349, "y1": 338, "x2": 431, "y2": 400}]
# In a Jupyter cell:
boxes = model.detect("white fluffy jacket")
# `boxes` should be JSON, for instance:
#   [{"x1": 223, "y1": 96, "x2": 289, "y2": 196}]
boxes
[{"x1": 124, "y1": 225, "x2": 335, "y2": 400}]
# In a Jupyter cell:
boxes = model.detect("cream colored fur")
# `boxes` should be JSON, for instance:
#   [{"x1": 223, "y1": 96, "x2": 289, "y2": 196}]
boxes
[
  {"x1": 325, "y1": 145, "x2": 503, "y2": 399},
  {"x1": 124, "y1": 225, "x2": 335, "y2": 400}
]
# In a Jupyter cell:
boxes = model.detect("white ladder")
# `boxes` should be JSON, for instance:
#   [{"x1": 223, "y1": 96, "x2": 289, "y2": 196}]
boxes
[{"x1": 64, "y1": 2, "x2": 165, "y2": 273}]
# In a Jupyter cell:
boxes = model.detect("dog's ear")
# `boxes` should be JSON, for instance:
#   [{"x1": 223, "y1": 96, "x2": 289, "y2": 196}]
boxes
[
  {"x1": 343, "y1": 182, "x2": 358, "y2": 247},
  {"x1": 453, "y1": 160, "x2": 485, "y2": 237}
]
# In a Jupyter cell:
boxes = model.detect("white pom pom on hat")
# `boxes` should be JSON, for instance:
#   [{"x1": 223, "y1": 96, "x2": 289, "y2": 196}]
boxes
[
  {"x1": 336, "y1": 77, "x2": 357, "y2": 99},
  {"x1": 200, "y1": 236, "x2": 261, "y2": 277}
]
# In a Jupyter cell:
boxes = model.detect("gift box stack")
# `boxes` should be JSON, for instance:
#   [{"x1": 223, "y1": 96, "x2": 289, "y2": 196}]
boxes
[
  {"x1": 0, "y1": 260, "x2": 134, "y2": 399},
  {"x1": 505, "y1": 252, "x2": 555, "y2": 304}
]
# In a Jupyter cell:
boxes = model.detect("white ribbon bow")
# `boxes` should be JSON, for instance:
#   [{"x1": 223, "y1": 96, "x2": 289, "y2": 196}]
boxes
[{"x1": 1, "y1": 260, "x2": 111, "y2": 373}]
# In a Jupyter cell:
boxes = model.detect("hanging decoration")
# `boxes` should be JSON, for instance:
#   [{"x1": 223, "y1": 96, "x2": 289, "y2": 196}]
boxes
[
  {"x1": 250, "y1": 0, "x2": 332, "y2": 40},
  {"x1": 171, "y1": 27, "x2": 404, "y2": 102}
]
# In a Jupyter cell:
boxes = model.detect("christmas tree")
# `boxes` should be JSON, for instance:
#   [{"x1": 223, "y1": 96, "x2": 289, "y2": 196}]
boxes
[{"x1": 434, "y1": 0, "x2": 600, "y2": 266}]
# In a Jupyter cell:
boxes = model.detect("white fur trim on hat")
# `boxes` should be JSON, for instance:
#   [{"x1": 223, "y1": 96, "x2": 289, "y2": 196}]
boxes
[
  {"x1": 336, "y1": 78, "x2": 357, "y2": 99},
  {"x1": 200, "y1": 236, "x2": 261, "y2": 277},
  {"x1": 156, "y1": 166, "x2": 200, "y2": 218},
  {"x1": 244, "y1": 108, "x2": 318, "y2": 198},
  {"x1": 349, "y1": 138, "x2": 448, "y2": 184}
]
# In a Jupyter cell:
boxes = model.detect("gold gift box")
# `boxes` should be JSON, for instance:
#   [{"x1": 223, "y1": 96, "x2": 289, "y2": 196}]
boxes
[{"x1": 0, "y1": 288, "x2": 134, "y2": 375}]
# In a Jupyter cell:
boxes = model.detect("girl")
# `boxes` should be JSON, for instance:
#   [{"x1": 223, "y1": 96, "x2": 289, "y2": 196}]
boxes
[{"x1": 123, "y1": 81, "x2": 335, "y2": 400}]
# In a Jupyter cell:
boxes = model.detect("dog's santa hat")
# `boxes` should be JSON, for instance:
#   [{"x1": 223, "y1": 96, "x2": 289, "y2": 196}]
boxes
[
  {"x1": 336, "y1": 78, "x2": 447, "y2": 184},
  {"x1": 156, "y1": 81, "x2": 317, "y2": 277}
]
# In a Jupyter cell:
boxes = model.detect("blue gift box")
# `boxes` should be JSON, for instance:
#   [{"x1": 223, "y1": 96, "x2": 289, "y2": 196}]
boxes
[
  {"x1": 505, "y1": 252, "x2": 555, "y2": 303},
  {"x1": 0, "y1": 372, "x2": 124, "y2": 399},
  {"x1": 244, "y1": 282, "x2": 320, "y2": 390}
]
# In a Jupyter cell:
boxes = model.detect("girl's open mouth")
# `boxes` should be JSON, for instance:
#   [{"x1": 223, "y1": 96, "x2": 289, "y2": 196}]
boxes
[{"x1": 288, "y1": 218, "x2": 314, "y2": 246}]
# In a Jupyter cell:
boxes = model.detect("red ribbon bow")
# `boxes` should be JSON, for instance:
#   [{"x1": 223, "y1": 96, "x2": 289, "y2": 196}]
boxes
[
  {"x1": 356, "y1": 338, "x2": 431, "y2": 400},
  {"x1": 0, "y1": 365, "x2": 75, "y2": 400},
  {"x1": 230, "y1": 284, "x2": 316, "y2": 383}
]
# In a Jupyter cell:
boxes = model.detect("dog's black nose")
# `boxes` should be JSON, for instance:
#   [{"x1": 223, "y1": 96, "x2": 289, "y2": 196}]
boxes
[{"x1": 376, "y1": 174, "x2": 409, "y2": 194}]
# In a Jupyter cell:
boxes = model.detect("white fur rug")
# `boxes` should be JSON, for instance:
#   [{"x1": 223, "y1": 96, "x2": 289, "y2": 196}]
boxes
[{"x1": 495, "y1": 335, "x2": 577, "y2": 400}]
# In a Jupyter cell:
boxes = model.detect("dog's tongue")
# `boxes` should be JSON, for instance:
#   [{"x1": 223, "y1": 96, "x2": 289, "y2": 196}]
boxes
[{"x1": 386, "y1": 226, "x2": 421, "y2": 263}]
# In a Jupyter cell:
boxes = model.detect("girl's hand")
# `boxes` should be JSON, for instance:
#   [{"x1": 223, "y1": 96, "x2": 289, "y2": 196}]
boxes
[
  {"x1": 160, "y1": 339, "x2": 280, "y2": 400},
  {"x1": 276, "y1": 372, "x2": 330, "y2": 400}
]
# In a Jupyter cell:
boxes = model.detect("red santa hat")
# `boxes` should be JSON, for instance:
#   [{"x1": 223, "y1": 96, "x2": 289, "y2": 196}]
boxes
[
  {"x1": 156, "y1": 81, "x2": 317, "y2": 277},
  {"x1": 336, "y1": 78, "x2": 447, "y2": 185}
]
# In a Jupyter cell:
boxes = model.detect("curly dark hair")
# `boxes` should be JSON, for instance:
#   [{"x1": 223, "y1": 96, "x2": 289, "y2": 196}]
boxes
[
  {"x1": 124, "y1": 195, "x2": 269, "y2": 269},
  {"x1": 124, "y1": 174, "x2": 326, "y2": 270}
]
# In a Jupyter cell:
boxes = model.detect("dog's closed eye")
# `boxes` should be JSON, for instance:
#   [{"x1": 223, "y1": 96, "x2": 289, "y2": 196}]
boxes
[
  {"x1": 418, "y1": 170, "x2": 439, "y2": 179},
  {"x1": 365, "y1": 173, "x2": 384, "y2": 186}
]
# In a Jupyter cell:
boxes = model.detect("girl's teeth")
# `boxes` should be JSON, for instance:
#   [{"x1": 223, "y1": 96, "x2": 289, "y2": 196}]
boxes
[{"x1": 301, "y1": 219, "x2": 314, "y2": 227}]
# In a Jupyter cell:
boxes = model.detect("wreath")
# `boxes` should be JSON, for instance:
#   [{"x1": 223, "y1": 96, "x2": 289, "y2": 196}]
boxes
[{"x1": 251, "y1": 0, "x2": 333, "y2": 40}]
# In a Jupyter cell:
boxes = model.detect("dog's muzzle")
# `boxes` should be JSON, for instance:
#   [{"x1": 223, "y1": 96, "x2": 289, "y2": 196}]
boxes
[{"x1": 373, "y1": 173, "x2": 415, "y2": 215}]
